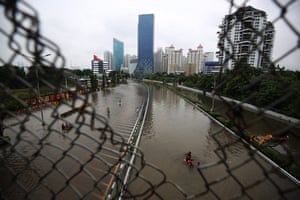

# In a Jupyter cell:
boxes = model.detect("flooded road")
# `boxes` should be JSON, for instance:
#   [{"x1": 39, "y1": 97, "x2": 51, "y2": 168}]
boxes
[
  {"x1": 128, "y1": 84, "x2": 299, "y2": 199},
  {"x1": 179, "y1": 87, "x2": 300, "y2": 152},
  {"x1": 1, "y1": 81, "x2": 299, "y2": 199},
  {"x1": 0, "y1": 81, "x2": 147, "y2": 200}
]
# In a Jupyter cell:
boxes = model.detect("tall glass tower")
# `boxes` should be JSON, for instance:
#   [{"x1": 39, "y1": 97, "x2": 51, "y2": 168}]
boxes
[
  {"x1": 113, "y1": 38, "x2": 124, "y2": 71},
  {"x1": 136, "y1": 14, "x2": 154, "y2": 74}
]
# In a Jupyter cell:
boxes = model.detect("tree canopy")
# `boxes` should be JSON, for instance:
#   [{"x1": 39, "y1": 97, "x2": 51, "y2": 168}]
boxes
[{"x1": 143, "y1": 66, "x2": 300, "y2": 119}]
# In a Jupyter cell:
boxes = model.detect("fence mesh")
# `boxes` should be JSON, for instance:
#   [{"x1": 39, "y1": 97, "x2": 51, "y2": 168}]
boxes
[{"x1": 0, "y1": 0, "x2": 299, "y2": 199}]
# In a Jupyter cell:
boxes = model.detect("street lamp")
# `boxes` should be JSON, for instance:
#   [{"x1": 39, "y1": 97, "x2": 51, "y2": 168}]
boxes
[
  {"x1": 22, "y1": 53, "x2": 51, "y2": 126},
  {"x1": 210, "y1": 73, "x2": 217, "y2": 112}
]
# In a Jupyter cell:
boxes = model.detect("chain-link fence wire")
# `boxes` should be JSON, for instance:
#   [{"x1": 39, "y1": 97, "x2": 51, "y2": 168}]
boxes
[{"x1": 0, "y1": 0, "x2": 300, "y2": 199}]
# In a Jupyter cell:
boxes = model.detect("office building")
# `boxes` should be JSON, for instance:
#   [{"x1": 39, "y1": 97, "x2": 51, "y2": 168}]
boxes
[
  {"x1": 218, "y1": 6, "x2": 274, "y2": 69},
  {"x1": 104, "y1": 51, "x2": 113, "y2": 70},
  {"x1": 154, "y1": 48, "x2": 163, "y2": 73},
  {"x1": 113, "y1": 38, "x2": 124, "y2": 71},
  {"x1": 91, "y1": 55, "x2": 104, "y2": 77},
  {"x1": 136, "y1": 14, "x2": 154, "y2": 74},
  {"x1": 204, "y1": 52, "x2": 215, "y2": 62},
  {"x1": 129, "y1": 57, "x2": 138, "y2": 75}
]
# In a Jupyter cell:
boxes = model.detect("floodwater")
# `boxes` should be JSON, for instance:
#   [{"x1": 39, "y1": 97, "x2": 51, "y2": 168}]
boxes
[
  {"x1": 180, "y1": 88, "x2": 300, "y2": 152},
  {"x1": 0, "y1": 81, "x2": 147, "y2": 200},
  {"x1": 1, "y1": 81, "x2": 299, "y2": 199},
  {"x1": 127, "y1": 84, "x2": 299, "y2": 199}
]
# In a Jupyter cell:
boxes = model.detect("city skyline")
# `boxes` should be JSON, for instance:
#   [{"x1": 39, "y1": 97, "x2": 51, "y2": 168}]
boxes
[{"x1": 2, "y1": 0, "x2": 299, "y2": 70}]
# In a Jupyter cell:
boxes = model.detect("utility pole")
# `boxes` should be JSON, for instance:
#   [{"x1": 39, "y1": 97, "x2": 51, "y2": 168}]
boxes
[{"x1": 210, "y1": 73, "x2": 217, "y2": 112}]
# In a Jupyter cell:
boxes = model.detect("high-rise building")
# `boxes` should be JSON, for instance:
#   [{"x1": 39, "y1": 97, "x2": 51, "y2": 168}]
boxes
[
  {"x1": 218, "y1": 6, "x2": 274, "y2": 69},
  {"x1": 123, "y1": 54, "x2": 131, "y2": 69},
  {"x1": 261, "y1": 22, "x2": 274, "y2": 67},
  {"x1": 103, "y1": 51, "x2": 113, "y2": 70},
  {"x1": 165, "y1": 44, "x2": 184, "y2": 74},
  {"x1": 91, "y1": 55, "x2": 104, "y2": 76},
  {"x1": 204, "y1": 52, "x2": 215, "y2": 62},
  {"x1": 136, "y1": 14, "x2": 154, "y2": 74},
  {"x1": 154, "y1": 48, "x2": 163, "y2": 73},
  {"x1": 186, "y1": 44, "x2": 205, "y2": 73},
  {"x1": 113, "y1": 38, "x2": 124, "y2": 71},
  {"x1": 129, "y1": 56, "x2": 138, "y2": 75}
]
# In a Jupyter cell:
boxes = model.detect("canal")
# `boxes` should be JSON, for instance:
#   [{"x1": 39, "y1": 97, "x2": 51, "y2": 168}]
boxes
[{"x1": 126, "y1": 84, "x2": 299, "y2": 199}]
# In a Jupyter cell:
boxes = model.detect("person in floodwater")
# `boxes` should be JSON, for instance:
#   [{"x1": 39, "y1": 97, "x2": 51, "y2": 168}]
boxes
[
  {"x1": 184, "y1": 152, "x2": 194, "y2": 167},
  {"x1": 62, "y1": 122, "x2": 72, "y2": 130},
  {"x1": 106, "y1": 107, "x2": 110, "y2": 117},
  {"x1": 258, "y1": 134, "x2": 289, "y2": 145},
  {"x1": 185, "y1": 151, "x2": 192, "y2": 162}
]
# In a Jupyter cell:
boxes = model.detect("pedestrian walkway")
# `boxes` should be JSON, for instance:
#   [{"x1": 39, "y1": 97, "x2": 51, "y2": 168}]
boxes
[{"x1": 178, "y1": 84, "x2": 299, "y2": 125}]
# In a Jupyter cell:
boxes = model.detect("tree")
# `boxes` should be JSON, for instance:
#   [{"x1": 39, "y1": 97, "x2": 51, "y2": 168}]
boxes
[
  {"x1": 89, "y1": 74, "x2": 98, "y2": 92},
  {"x1": 0, "y1": 65, "x2": 26, "y2": 89}
]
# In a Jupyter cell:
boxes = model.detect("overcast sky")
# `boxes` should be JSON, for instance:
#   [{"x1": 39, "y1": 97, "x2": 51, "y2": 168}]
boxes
[{"x1": 2, "y1": 0, "x2": 300, "y2": 70}]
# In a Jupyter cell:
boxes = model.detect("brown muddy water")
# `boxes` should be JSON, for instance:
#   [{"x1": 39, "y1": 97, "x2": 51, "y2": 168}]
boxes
[{"x1": 127, "y1": 84, "x2": 299, "y2": 199}]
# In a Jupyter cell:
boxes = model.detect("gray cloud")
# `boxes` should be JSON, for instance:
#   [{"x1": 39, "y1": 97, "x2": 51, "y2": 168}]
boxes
[{"x1": 2, "y1": 0, "x2": 299, "y2": 70}]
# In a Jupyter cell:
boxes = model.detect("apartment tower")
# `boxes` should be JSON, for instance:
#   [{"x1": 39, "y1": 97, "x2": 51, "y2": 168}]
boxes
[{"x1": 218, "y1": 6, "x2": 274, "y2": 69}]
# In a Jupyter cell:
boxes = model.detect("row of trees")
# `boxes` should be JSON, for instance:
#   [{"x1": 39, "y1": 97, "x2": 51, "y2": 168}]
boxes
[
  {"x1": 0, "y1": 65, "x2": 130, "y2": 110},
  {"x1": 0, "y1": 64, "x2": 131, "y2": 91},
  {"x1": 0, "y1": 64, "x2": 68, "y2": 89},
  {"x1": 143, "y1": 65, "x2": 300, "y2": 119},
  {"x1": 1, "y1": 64, "x2": 299, "y2": 119}
]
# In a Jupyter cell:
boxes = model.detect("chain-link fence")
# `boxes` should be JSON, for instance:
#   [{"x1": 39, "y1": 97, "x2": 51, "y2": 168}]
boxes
[{"x1": 1, "y1": 0, "x2": 300, "y2": 199}]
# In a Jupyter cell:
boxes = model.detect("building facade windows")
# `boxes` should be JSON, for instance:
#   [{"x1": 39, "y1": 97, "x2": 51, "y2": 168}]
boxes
[
  {"x1": 136, "y1": 14, "x2": 154, "y2": 74},
  {"x1": 113, "y1": 38, "x2": 124, "y2": 72},
  {"x1": 218, "y1": 6, "x2": 274, "y2": 69}
]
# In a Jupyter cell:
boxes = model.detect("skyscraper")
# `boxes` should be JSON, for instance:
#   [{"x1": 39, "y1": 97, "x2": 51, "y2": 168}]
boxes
[
  {"x1": 154, "y1": 48, "x2": 163, "y2": 73},
  {"x1": 113, "y1": 38, "x2": 124, "y2": 71},
  {"x1": 136, "y1": 14, "x2": 154, "y2": 74},
  {"x1": 103, "y1": 51, "x2": 113, "y2": 70},
  {"x1": 218, "y1": 6, "x2": 274, "y2": 69}
]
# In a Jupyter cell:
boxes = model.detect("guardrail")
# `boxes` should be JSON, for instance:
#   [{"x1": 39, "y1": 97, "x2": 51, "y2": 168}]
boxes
[
  {"x1": 143, "y1": 79, "x2": 300, "y2": 185},
  {"x1": 107, "y1": 84, "x2": 150, "y2": 199}
]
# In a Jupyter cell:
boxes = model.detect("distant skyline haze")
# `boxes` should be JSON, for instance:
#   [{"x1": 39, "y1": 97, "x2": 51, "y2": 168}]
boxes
[{"x1": 1, "y1": 0, "x2": 299, "y2": 70}]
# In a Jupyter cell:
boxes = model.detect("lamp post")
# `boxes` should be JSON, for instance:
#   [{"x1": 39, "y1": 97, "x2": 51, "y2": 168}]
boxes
[
  {"x1": 23, "y1": 53, "x2": 51, "y2": 126},
  {"x1": 210, "y1": 73, "x2": 217, "y2": 112}
]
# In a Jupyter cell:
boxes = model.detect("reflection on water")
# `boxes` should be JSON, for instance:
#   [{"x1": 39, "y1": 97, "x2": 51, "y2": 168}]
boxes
[
  {"x1": 184, "y1": 89, "x2": 300, "y2": 152},
  {"x1": 1, "y1": 82, "x2": 299, "y2": 199},
  {"x1": 129, "y1": 84, "x2": 299, "y2": 199},
  {"x1": 0, "y1": 81, "x2": 147, "y2": 200}
]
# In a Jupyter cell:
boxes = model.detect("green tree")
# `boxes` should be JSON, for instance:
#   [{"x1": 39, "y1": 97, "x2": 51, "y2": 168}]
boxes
[
  {"x1": 89, "y1": 74, "x2": 98, "y2": 92},
  {"x1": 0, "y1": 65, "x2": 26, "y2": 89}
]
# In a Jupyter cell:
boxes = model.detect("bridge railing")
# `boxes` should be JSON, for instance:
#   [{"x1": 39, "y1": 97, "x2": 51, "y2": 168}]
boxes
[{"x1": 107, "y1": 85, "x2": 150, "y2": 199}]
